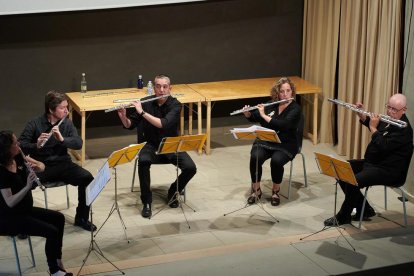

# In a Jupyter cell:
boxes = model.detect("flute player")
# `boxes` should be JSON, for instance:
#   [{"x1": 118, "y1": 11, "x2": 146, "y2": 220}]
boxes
[
  {"x1": 324, "y1": 93, "x2": 413, "y2": 226},
  {"x1": 117, "y1": 75, "x2": 197, "y2": 218},
  {"x1": 19, "y1": 91, "x2": 96, "y2": 232},
  {"x1": 243, "y1": 77, "x2": 302, "y2": 206}
]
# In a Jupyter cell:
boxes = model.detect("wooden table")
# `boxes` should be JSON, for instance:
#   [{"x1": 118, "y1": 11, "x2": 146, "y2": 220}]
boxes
[
  {"x1": 66, "y1": 85, "x2": 205, "y2": 166},
  {"x1": 187, "y1": 76, "x2": 321, "y2": 154}
]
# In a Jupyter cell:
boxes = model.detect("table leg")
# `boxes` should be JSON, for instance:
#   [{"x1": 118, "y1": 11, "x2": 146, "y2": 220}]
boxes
[
  {"x1": 313, "y1": 93, "x2": 318, "y2": 145},
  {"x1": 189, "y1": 103, "x2": 193, "y2": 135},
  {"x1": 180, "y1": 107, "x2": 184, "y2": 135},
  {"x1": 206, "y1": 101, "x2": 211, "y2": 155},
  {"x1": 81, "y1": 111, "x2": 86, "y2": 166}
]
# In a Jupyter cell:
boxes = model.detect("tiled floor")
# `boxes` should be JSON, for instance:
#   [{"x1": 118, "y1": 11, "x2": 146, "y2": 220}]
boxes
[{"x1": 1, "y1": 120, "x2": 413, "y2": 275}]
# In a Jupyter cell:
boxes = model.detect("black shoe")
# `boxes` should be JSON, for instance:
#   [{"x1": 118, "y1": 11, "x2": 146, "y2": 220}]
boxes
[
  {"x1": 324, "y1": 215, "x2": 351, "y2": 226},
  {"x1": 247, "y1": 188, "x2": 262, "y2": 205},
  {"x1": 141, "y1": 204, "x2": 152, "y2": 218},
  {"x1": 17, "y1": 234, "x2": 28, "y2": 240},
  {"x1": 167, "y1": 193, "x2": 179, "y2": 208},
  {"x1": 74, "y1": 218, "x2": 97, "y2": 231},
  {"x1": 271, "y1": 189, "x2": 281, "y2": 206},
  {"x1": 352, "y1": 206, "x2": 376, "y2": 221}
]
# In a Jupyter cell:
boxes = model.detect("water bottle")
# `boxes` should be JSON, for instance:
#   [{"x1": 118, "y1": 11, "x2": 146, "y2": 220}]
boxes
[
  {"x1": 81, "y1": 73, "x2": 87, "y2": 93},
  {"x1": 147, "y1": 81, "x2": 153, "y2": 96},
  {"x1": 137, "y1": 75, "x2": 144, "y2": 89}
]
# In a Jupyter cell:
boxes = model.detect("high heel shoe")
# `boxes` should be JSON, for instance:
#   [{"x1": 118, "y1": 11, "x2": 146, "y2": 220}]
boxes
[
  {"x1": 271, "y1": 189, "x2": 280, "y2": 206},
  {"x1": 247, "y1": 188, "x2": 262, "y2": 205}
]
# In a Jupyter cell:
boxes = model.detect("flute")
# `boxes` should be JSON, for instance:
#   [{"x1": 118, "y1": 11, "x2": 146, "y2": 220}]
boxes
[
  {"x1": 19, "y1": 149, "x2": 45, "y2": 191},
  {"x1": 105, "y1": 94, "x2": 183, "y2": 113},
  {"x1": 39, "y1": 115, "x2": 67, "y2": 148},
  {"x1": 328, "y1": 98, "x2": 407, "y2": 128},
  {"x1": 230, "y1": 98, "x2": 294, "y2": 116}
]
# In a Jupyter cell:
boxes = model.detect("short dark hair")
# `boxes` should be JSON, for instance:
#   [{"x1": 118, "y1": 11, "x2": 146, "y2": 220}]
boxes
[
  {"x1": 45, "y1": 90, "x2": 67, "y2": 114},
  {"x1": 0, "y1": 130, "x2": 14, "y2": 166}
]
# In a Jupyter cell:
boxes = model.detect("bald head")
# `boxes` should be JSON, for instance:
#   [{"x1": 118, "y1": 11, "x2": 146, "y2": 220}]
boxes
[{"x1": 387, "y1": 93, "x2": 407, "y2": 119}]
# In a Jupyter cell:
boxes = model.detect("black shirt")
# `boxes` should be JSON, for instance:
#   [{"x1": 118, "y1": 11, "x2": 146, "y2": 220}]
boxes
[
  {"x1": 18, "y1": 114, "x2": 82, "y2": 165},
  {"x1": 128, "y1": 95, "x2": 182, "y2": 147},
  {"x1": 0, "y1": 155, "x2": 33, "y2": 216},
  {"x1": 248, "y1": 101, "x2": 302, "y2": 158},
  {"x1": 362, "y1": 114, "x2": 413, "y2": 184}
]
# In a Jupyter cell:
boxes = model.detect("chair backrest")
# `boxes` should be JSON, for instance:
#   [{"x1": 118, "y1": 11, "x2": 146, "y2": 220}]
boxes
[
  {"x1": 296, "y1": 112, "x2": 305, "y2": 153},
  {"x1": 399, "y1": 144, "x2": 414, "y2": 185}
]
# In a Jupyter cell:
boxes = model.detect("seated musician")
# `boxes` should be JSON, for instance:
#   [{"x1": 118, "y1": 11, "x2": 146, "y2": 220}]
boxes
[
  {"x1": 18, "y1": 91, "x2": 96, "y2": 231},
  {"x1": 324, "y1": 94, "x2": 413, "y2": 226},
  {"x1": 242, "y1": 77, "x2": 302, "y2": 206},
  {"x1": 117, "y1": 75, "x2": 197, "y2": 218},
  {"x1": 0, "y1": 130, "x2": 72, "y2": 276}
]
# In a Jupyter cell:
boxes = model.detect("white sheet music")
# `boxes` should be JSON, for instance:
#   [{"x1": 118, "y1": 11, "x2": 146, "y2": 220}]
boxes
[
  {"x1": 86, "y1": 162, "x2": 111, "y2": 206},
  {"x1": 230, "y1": 125, "x2": 276, "y2": 139}
]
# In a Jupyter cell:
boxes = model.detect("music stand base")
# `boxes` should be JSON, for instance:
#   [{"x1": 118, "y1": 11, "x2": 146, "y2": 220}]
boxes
[
  {"x1": 95, "y1": 201, "x2": 128, "y2": 242},
  {"x1": 151, "y1": 191, "x2": 195, "y2": 229},
  {"x1": 300, "y1": 220, "x2": 355, "y2": 251},
  {"x1": 223, "y1": 198, "x2": 279, "y2": 223},
  {"x1": 77, "y1": 207, "x2": 125, "y2": 276}
]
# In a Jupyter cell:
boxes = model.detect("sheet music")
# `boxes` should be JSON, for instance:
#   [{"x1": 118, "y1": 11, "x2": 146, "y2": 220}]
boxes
[{"x1": 86, "y1": 162, "x2": 111, "y2": 206}]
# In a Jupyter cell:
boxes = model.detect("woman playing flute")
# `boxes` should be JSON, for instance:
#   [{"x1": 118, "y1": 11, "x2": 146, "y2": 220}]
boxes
[
  {"x1": 243, "y1": 77, "x2": 302, "y2": 206},
  {"x1": 0, "y1": 130, "x2": 72, "y2": 276}
]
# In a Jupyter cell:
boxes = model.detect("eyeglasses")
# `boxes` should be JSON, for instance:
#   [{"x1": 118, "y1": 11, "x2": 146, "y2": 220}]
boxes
[{"x1": 385, "y1": 104, "x2": 405, "y2": 113}]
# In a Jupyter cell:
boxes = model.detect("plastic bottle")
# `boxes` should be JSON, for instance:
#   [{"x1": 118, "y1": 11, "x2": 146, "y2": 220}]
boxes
[
  {"x1": 147, "y1": 81, "x2": 154, "y2": 96},
  {"x1": 137, "y1": 75, "x2": 144, "y2": 89},
  {"x1": 81, "y1": 73, "x2": 87, "y2": 93}
]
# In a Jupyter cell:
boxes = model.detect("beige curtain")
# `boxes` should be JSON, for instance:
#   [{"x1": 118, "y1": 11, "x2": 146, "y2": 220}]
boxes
[
  {"x1": 303, "y1": 0, "x2": 402, "y2": 159},
  {"x1": 302, "y1": 0, "x2": 341, "y2": 144},
  {"x1": 337, "y1": 0, "x2": 402, "y2": 158}
]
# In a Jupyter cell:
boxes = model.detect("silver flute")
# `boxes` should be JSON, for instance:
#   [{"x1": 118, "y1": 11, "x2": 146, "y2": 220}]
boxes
[
  {"x1": 230, "y1": 98, "x2": 294, "y2": 116},
  {"x1": 328, "y1": 98, "x2": 407, "y2": 128},
  {"x1": 19, "y1": 149, "x2": 45, "y2": 191},
  {"x1": 105, "y1": 94, "x2": 183, "y2": 113},
  {"x1": 39, "y1": 115, "x2": 67, "y2": 148}
]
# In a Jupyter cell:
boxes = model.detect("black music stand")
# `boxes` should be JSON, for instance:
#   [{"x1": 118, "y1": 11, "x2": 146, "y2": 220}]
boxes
[
  {"x1": 223, "y1": 126, "x2": 280, "y2": 222},
  {"x1": 95, "y1": 143, "x2": 146, "y2": 241},
  {"x1": 300, "y1": 152, "x2": 356, "y2": 251},
  {"x1": 151, "y1": 134, "x2": 207, "y2": 229},
  {"x1": 78, "y1": 162, "x2": 124, "y2": 276}
]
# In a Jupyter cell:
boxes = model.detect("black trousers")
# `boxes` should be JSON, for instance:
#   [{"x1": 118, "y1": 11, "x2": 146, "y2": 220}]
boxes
[
  {"x1": 250, "y1": 145, "x2": 291, "y2": 184},
  {"x1": 0, "y1": 207, "x2": 65, "y2": 274},
  {"x1": 138, "y1": 143, "x2": 197, "y2": 204},
  {"x1": 337, "y1": 159, "x2": 401, "y2": 219},
  {"x1": 37, "y1": 160, "x2": 94, "y2": 220}
]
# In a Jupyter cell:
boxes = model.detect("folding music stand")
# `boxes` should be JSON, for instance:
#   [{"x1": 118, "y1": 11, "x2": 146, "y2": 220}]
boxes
[
  {"x1": 78, "y1": 162, "x2": 124, "y2": 276},
  {"x1": 151, "y1": 134, "x2": 207, "y2": 229},
  {"x1": 300, "y1": 152, "x2": 357, "y2": 251},
  {"x1": 95, "y1": 143, "x2": 146, "y2": 240},
  {"x1": 223, "y1": 126, "x2": 281, "y2": 222}
]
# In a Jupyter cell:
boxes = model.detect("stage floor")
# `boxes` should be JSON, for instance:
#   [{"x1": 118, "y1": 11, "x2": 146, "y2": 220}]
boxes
[{"x1": 1, "y1": 120, "x2": 414, "y2": 275}]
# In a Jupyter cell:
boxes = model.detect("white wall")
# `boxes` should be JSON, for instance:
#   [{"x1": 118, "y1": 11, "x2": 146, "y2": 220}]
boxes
[{"x1": 0, "y1": 0, "x2": 205, "y2": 15}]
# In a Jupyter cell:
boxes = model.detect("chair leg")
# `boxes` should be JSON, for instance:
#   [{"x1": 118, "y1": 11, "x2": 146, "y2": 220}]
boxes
[
  {"x1": 384, "y1": 186, "x2": 388, "y2": 210},
  {"x1": 28, "y1": 236, "x2": 36, "y2": 267},
  {"x1": 398, "y1": 187, "x2": 408, "y2": 227},
  {"x1": 65, "y1": 185, "x2": 70, "y2": 209},
  {"x1": 300, "y1": 153, "x2": 308, "y2": 187},
  {"x1": 12, "y1": 236, "x2": 22, "y2": 276},
  {"x1": 287, "y1": 160, "x2": 293, "y2": 200},
  {"x1": 43, "y1": 189, "x2": 48, "y2": 209},
  {"x1": 358, "y1": 186, "x2": 370, "y2": 229},
  {"x1": 131, "y1": 158, "x2": 138, "y2": 192}
]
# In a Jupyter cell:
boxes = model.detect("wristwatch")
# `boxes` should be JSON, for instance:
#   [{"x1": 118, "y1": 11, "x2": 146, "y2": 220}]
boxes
[{"x1": 140, "y1": 110, "x2": 146, "y2": 116}]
